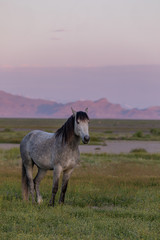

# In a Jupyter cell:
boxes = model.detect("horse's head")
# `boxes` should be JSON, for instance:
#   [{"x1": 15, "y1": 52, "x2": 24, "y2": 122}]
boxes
[{"x1": 72, "y1": 108, "x2": 90, "y2": 144}]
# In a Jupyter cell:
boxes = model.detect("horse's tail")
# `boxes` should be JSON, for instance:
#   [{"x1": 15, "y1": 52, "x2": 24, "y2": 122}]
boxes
[{"x1": 22, "y1": 163, "x2": 29, "y2": 201}]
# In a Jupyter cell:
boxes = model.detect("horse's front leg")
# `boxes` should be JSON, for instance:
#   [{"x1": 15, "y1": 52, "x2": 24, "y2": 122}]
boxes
[
  {"x1": 49, "y1": 165, "x2": 62, "y2": 207},
  {"x1": 59, "y1": 168, "x2": 73, "y2": 205}
]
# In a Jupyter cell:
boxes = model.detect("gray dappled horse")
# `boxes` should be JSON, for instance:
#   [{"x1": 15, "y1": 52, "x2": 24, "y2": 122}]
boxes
[{"x1": 20, "y1": 108, "x2": 90, "y2": 206}]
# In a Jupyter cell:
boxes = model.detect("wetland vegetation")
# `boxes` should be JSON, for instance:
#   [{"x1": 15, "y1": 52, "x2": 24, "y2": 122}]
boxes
[
  {"x1": 0, "y1": 148, "x2": 160, "y2": 239},
  {"x1": 1, "y1": 118, "x2": 160, "y2": 144},
  {"x1": 0, "y1": 119, "x2": 160, "y2": 239}
]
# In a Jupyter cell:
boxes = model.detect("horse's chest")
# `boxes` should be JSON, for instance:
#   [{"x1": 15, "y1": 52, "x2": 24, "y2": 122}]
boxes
[{"x1": 59, "y1": 150, "x2": 79, "y2": 170}]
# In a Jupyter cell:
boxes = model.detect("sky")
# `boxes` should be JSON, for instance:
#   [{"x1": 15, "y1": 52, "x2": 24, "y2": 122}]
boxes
[{"x1": 0, "y1": 0, "x2": 160, "y2": 108}]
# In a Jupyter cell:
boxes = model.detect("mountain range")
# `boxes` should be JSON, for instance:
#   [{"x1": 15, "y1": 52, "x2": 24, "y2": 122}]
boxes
[{"x1": 0, "y1": 90, "x2": 160, "y2": 119}]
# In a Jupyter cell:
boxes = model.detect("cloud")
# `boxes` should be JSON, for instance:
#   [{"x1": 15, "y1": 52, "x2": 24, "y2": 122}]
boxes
[
  {"x1": 51, "y1": 28, "x2": 66, "y2": 40},
  {"x1": 53, "y1": 29, "x2": 65, "y2": 33},
  {"x1": 51, "y1": 37, "x2": 61, "y2": 41},
  {"x1": 1, "y1": 65, "x2": 13, "y2": 69},
  {"x1": 0, "y1": 65, "x2": 14, "y2": 71}
]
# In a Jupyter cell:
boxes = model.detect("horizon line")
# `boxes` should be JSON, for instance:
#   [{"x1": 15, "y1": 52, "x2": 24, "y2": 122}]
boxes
[{"x1": 0, "y1": 64, "x2": 160, "y2": 70}]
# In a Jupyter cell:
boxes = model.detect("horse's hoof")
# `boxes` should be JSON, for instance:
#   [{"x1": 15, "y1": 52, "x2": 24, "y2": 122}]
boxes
[
  {"x1": 37, "y1": 197, "x2": 43, "y2": 204},
  {"x1": 48, "y1": 201, "x2": 54, "y2": 207}
]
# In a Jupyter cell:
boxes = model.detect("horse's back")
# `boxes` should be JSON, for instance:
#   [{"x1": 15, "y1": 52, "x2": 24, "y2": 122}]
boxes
[{"x1": 20, "y1": 130, "x2": 55, "y2": 169}]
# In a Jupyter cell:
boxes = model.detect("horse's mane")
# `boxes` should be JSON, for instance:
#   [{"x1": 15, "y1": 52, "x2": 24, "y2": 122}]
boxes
[
  {"x1": 55, "y1": 111, "x2": 89, "y2": 144},
  {"x1": 55, "y1": 115, "x2": 75, "y2": 144}
]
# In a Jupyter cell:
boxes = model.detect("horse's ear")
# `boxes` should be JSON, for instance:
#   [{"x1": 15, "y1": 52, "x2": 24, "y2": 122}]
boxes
[
  {"x1": 85, "y1": 108, "x2": 88, "y2": 114},
  {"x1": 71, "y1": 107, "x2": 76, "y2": 116}
]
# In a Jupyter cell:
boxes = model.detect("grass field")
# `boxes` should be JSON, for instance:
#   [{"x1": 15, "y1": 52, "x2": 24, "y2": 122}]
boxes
[
  {"x1": 1, "y1": 148, "x2": 160, "y2": 239},
  {"x1": 1, "y1": 118, "x2": 160, "y2": 144}
]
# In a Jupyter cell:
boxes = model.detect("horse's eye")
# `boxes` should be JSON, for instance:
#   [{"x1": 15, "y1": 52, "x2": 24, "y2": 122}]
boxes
[{"x1": 77, "y1": 121, "x2": 80, "y2": 124}]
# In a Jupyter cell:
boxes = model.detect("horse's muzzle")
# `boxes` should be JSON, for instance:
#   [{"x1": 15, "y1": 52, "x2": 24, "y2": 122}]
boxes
[{"x1": 83, "y1": 135, "x2": 90, "y2": 144}]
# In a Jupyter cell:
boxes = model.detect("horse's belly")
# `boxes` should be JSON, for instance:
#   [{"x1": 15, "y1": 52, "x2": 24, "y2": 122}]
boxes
[
  {"x1": 30, "y1": 150, "x2": 53, "y2": 170},
  {"x1": 34, "y1": 157, "x2": 53, "y2": 170}
]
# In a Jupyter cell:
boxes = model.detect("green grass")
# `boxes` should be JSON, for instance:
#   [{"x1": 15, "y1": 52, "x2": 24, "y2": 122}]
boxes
[
  {"x1": 0, "y1": 130, "x2": 29, "y2": 143},
  {"x1": 1, "y1": 148, "x2": 160, "y2": 239},
  {"x1": 1, "y1": 118, "x2": 160, "y2": 144}
]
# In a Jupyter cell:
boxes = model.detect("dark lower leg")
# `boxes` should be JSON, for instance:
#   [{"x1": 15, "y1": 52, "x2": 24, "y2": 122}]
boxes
[
  {"x1": 49, "y1": 179, "x2": 59, "y2": 207},
  {"x1": 59, "y1": 169, "x2": 73, "y2": 204},
  {"x1": 59, "y1": 180, "x2": 69, "y2": 204}
]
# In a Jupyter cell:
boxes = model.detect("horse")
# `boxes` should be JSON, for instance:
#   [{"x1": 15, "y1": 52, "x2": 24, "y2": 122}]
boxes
[{"x1": 20, "y1": 108, "x2": 90, "y2": 206}]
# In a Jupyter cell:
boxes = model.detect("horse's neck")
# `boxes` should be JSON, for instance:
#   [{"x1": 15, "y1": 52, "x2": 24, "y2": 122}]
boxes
[
  {"x1": 55, "y1": 133, "x2": 80, "y2": 150},
  {"x1": 69, "y1": 134, "x2": 80, "y2": 149}
]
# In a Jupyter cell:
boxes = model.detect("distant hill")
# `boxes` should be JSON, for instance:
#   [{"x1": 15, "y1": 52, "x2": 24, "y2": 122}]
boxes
[{"x1": 0, "y1": 90, "x2": 160, "y2": 119}]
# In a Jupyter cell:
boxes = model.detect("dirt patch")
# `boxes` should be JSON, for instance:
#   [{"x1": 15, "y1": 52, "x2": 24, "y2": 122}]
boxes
[
  {"x1": 80, "y1": 140, "x2": 160, "y2": 154},
  {"x1": 0, "y1": 140, "x2": 160, "y2": 153},
  {"x1": 0, "y1": 144, "x2": 19, "y2": 150}
]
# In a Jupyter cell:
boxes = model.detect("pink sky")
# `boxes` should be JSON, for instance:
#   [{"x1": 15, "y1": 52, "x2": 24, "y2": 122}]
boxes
[
  {"x1": 0, "y1": 1, "x2": 160, "y2": 109},
  {"x1": 0, "y1": 0, "x2": 160, "y2": 67}
]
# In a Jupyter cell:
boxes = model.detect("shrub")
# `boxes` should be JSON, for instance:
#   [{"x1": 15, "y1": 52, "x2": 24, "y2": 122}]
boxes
[
  {"x1": 130, "y1": 148, "x2": 147, "y2": 153},
  {"x1": 3, "y1": 128, "x2": 13, "y2": 132},
  {"x1": 132, "y1": 131, "x2": 143, "y2": 138},
  {"x1": 150, "y1": 128, "x2": 160, "y2": 135}
]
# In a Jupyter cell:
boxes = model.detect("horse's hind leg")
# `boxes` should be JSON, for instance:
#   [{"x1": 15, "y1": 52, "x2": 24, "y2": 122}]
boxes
[
  {"x1": 25, "y1": 164, "x2": 35, "y2": 203},
  {"x1": 59, "y1": 168, "x2": 73, "y2": 204},
  {"x1": 34, "y1": 168, "x2": 47, "y2": 204}
]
